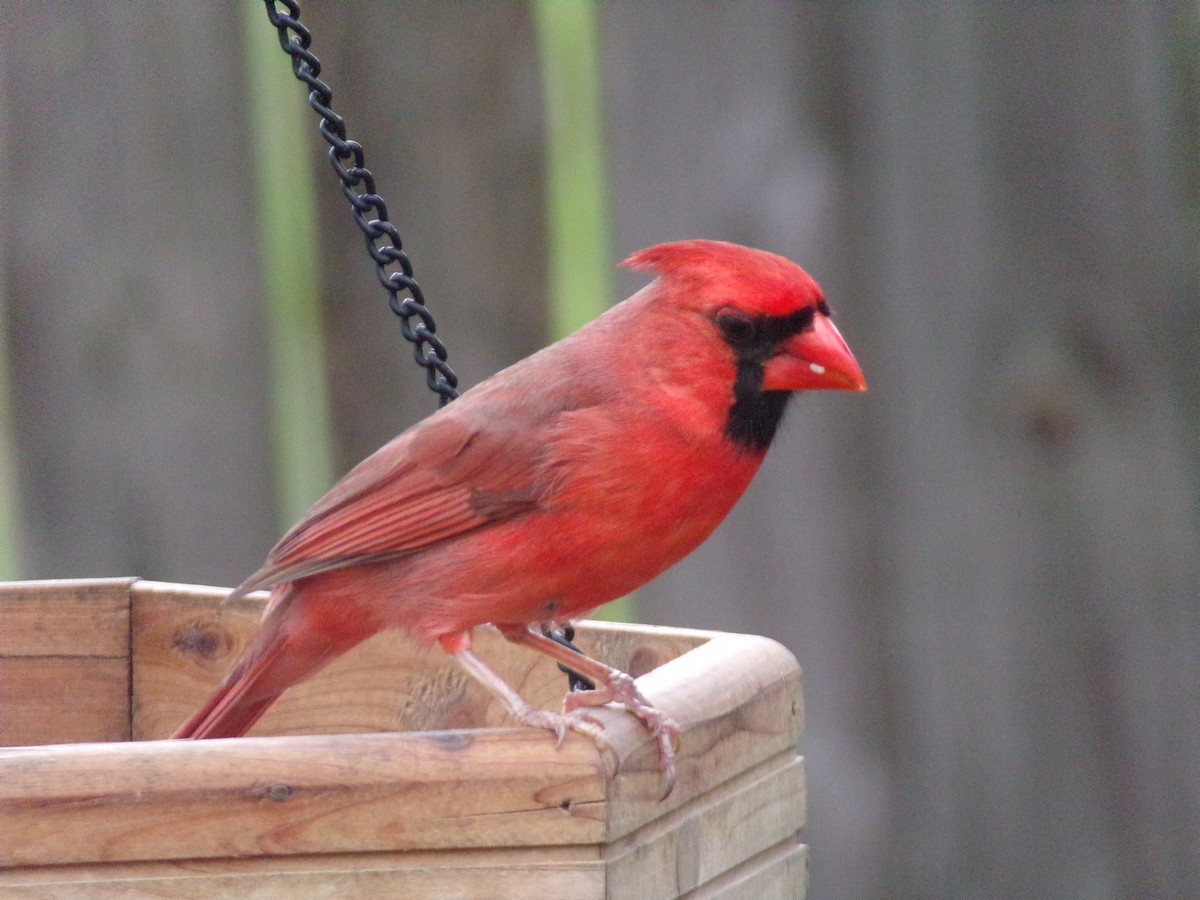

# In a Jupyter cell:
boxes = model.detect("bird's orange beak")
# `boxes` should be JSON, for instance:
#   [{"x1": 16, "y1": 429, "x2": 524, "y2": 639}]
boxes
[{"x1": 761, "y1": 313, "x2": 867, "y2": 392}]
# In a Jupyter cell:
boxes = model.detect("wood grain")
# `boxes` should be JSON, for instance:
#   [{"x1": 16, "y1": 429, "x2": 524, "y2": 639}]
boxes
[
  {"x1": 0, "y1": 730, "x2": 607, "y2": 868},
  {"x1": 0, "y1": 841, "x2": 809, "y2": 900},
  {"x1": 0, "y1": 579, "x2": 132, "y2": 657},
  {"x1": 606, "y1": 752, "x2": 805, "y2": 898},
  {"x1": 0, "y1": 658, "x2": 130, "y2": 747},
  {"x1": 0, "y1": 846, "x2": 606, "y2": 900},
  {"x1": 691, "y1": 842, "x2": 808, "y2": 900},
  {"x1": 0, "y1": 579, "x2": 134, "y2": 746}
]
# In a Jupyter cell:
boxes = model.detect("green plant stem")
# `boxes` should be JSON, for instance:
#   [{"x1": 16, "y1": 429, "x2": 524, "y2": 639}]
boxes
[{"x1": 243, "y1": 4, "x2": 336, "y2": 529}]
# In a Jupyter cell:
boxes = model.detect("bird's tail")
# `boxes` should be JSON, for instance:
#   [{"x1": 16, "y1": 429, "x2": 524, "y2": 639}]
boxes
[
  {"x1": 171, "y1": 584, "x2": 350, "y2": 740},
  {"x1": 170, "y1": 638, "x2": 293, "y2": 739}
]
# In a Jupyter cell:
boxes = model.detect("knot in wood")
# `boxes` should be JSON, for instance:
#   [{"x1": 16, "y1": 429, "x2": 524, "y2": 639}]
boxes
[
  {"x1": 172, "y1": 622, "x2": 228, "y2": 660},
  {"x1": 251, "y1": 782, "x2": 295, "y2": 803}
]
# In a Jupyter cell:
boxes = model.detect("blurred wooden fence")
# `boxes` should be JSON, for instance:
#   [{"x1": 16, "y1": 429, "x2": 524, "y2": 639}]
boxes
[{"x1": 1, "y1": 3, "x2": 1196, "y2": 897}]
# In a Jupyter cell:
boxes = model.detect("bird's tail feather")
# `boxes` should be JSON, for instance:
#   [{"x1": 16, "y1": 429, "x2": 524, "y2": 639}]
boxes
[
  {"x1": 173, "y1": 578, "x2": 378, "y2": 740},
  {"x1": 170, "y1": 638, "x2": 293, "y2": 739}
]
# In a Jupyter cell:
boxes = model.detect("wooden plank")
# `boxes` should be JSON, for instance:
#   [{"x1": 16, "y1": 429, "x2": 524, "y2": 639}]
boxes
[
  {"x1": 0, "y1": 730, "x2": 608, "y2": 868},
  {"x1": 0, "y1": 658, "x2": 130, "y2": 746},
  {"x1": 606, "y1": 752, "x2": 805, "y2": 898},
  {"x1": 687, "y1": 842, "x2": 808, "y2": 900},
  {"x1": 0, "y1": 580, "x2": 134, "y2": 745},
  {"x1": 0, "y1": 579, "x2": 132, "y2": 657},
  {"x1": 0, "y1": 846, "x2": 605, "y2": 899}
]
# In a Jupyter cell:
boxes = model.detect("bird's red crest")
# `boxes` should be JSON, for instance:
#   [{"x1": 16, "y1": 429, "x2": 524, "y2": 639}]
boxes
[{"x1": 621, "y1": 239, "x2": 823, "y2": 318}]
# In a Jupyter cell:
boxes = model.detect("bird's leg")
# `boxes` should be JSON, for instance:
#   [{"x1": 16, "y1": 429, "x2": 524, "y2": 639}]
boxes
[
  {"x1": 439, "y1": 631, "x2": 606, "y2": 747},
  {"x1": 496, "y1": 624, "x2": 679, "y2": 796}
]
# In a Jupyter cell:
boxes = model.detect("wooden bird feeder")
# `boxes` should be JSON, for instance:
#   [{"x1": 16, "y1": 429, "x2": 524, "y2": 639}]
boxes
[{"x1": 0, "y1": 578, "x2": 806, "y2": 898}]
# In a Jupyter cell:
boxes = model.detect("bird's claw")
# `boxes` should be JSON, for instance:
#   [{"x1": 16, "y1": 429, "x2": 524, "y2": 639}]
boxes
[
  {"x1": 563, "y1": 671, "x2": 680, "y2": 798},
  {"x1": 515, "y1": 704, "x2": 607, "y2": 748}
]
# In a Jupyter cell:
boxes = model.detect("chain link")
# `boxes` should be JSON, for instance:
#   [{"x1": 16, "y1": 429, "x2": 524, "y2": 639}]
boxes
[{"x1": 262, "y1": 0, "x2": 459, "y2": 406}]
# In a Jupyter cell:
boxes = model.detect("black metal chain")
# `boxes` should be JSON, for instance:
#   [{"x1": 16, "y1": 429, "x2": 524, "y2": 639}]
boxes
[
  {"x1": 543, "y1": 624, "x2": 596, "y2": 693},
  {"x1": 261, "y1": 0, "x2": 459, "y2": 406}
]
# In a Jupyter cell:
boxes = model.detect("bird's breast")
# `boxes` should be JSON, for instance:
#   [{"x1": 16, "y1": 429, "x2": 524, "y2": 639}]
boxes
[{"x1": 380, "y1": 394, "x2": 767, "y2": 642}]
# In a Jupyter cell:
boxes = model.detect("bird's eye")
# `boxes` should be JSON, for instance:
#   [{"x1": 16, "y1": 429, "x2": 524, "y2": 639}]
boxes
[{"x1": 715, "y1": 307, "x2": 757, "y2": 345}]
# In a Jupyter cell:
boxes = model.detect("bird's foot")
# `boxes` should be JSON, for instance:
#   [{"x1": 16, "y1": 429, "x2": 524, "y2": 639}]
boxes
[
  {"x1": 564, "y1": 670, "x2": 680, "y2": 797},
  {"x1": 492, "y1": 625, "x2": 681, "y2": 797},
  {"x1": 511, "y1": 703, "x2": 607, "y2": 748},
  {"x1": 447, "y1": 640, "x2": 607, "y2": 750}
]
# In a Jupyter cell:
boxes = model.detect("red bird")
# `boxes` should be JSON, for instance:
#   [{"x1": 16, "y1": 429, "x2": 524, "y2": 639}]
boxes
[{"x1": 172, "y1": 240, "x2": 866, "y2": 794}]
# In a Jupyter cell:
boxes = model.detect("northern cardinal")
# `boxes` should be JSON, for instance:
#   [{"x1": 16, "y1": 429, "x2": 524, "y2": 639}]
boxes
[{"x1": 172, "y1": 240, "x2": 866, "y2": 795}]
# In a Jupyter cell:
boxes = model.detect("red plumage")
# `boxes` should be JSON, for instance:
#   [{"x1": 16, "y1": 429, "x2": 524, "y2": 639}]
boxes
[{"x1": 172, "y1": 240, "x2": 866, "y2": 794}]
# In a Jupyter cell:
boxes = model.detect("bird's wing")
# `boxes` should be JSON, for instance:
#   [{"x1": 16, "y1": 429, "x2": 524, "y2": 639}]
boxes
[{"x1": 232, "y1": 412, "x2": 549, "y2": 598}]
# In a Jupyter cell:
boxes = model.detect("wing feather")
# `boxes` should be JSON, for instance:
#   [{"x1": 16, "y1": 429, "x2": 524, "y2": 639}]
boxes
[{"x1": 233, "y1": 412, "x2": 548, "y2": 597}]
